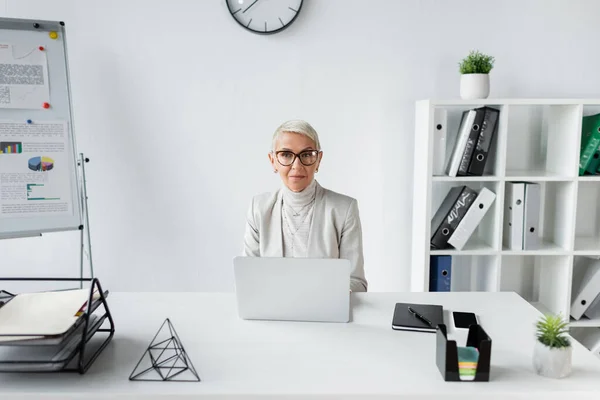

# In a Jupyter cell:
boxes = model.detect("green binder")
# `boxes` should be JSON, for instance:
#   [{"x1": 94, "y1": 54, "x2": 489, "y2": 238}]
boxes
[{"x1": 579, "y1": 113, "x2": 600, "y2": 176}]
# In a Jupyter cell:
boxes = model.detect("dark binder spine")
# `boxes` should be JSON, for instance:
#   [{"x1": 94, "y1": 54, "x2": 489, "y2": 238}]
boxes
[
  {"x1": 430, "y1": 186, "x2": 463, "y2": 249},
  {"x1": 467, "y1": 107, "x2": 500, "y2": 176},
  {"x1": 430, "y1": 186, "x2": 478, "y2": 249},
  {"x1": 457, "y1": 108, "x2": 486, "y2": 176}
]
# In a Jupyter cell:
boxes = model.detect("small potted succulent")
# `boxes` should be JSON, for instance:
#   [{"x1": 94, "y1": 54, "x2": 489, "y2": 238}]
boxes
[
  {"x1": 458, "y1": 50, "x2": 495, "y2": 100},
  {"x1": 533, "y1": 314, "x2": 572, "y2": 379}
]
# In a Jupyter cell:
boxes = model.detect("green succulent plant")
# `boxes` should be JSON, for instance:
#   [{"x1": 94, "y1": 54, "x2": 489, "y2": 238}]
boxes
[
  {"x1": 459, "y1": 50, "x2": 495, "y2": 74},
  {"x1": 536, "y1": 314, "x2": 571, "y2": 349}
]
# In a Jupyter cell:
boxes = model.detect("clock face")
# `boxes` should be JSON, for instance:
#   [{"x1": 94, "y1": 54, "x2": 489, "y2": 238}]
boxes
[{"x1": 226, "y1": 0, "x2": 304, "y2": 35}]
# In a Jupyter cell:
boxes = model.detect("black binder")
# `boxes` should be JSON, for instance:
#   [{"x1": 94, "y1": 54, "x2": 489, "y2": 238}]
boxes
[
  {"x1": 430, "y1": 185, "x2": 478, "y2": 249},
  {"x1": 467, "y1": 107, "x2": 500, "y2": 176},
  {"x1": 457, "y1": 107, "x2": 486, "y2": 176}
]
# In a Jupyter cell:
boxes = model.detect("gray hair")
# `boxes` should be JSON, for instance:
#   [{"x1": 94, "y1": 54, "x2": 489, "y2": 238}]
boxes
[{"x1": 272, "y1": 120, "x2": 321, "y2": 151}]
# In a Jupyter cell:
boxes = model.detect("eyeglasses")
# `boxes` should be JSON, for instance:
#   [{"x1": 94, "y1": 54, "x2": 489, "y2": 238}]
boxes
[{"x1": 274, "y1": 150, "x2": 321, "y2": 166}]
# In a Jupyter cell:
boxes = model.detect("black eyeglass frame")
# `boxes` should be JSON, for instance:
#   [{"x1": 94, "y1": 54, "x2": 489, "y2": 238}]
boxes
[{"x1": 273, "y1": 150, "x2": 322, "y2": 166}]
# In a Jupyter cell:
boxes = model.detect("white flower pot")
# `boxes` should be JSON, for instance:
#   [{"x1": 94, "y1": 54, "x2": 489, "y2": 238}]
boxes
[
  {"x1": 460, "y1": 73, "x2": 490, "y2": 100},
  {"x1": 533, "y1": 341, "x2": 572, "y2": 379}
]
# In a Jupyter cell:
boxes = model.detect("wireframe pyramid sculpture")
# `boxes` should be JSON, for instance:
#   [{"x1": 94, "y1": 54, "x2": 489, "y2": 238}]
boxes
[{"x1": 129, "y1": 318, "x2": 200, "y2": 382}]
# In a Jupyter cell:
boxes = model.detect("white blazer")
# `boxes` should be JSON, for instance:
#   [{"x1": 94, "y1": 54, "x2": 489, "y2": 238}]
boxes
[{"x1": 243, "y1": 181, "x2": 368, "y2": 292}]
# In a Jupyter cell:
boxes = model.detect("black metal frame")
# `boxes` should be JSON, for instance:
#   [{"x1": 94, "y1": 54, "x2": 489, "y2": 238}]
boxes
[
  {"x1": 129, "y1": 318, "x2": 200, "y2": 382},
  {"x1": 0, "y1": 277, "x2": 115, "y2": 374}
]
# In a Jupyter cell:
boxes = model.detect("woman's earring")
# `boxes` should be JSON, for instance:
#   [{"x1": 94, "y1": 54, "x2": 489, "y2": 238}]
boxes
[{"x1": 274, "y1": 170, "x2": 278, "y2": 173}]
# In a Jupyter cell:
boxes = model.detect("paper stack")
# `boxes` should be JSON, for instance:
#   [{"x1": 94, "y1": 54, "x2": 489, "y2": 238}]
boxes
[{"x1": 457, "y1": 346, "x2": 479, "y2": 381}]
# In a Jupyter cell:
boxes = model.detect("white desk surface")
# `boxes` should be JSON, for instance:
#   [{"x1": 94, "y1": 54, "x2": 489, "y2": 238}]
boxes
[{"x1": 1, "y1": 291, "x2": 600, "y2": 399}]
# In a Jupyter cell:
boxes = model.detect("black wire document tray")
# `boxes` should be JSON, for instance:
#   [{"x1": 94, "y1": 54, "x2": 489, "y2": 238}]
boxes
[{"x1": 0, "y1": 277, "x2": 115, "y2": 374}]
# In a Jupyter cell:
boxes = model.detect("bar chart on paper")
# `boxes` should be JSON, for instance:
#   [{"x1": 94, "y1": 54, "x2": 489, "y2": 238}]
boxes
[
  {"x1": 27, "y1": 183, "x2": 60, "y2": 201},
  {"x1": 28, "y1": 156, "x2": 54, "y2": 172},
  {"x1": 0, "y1": 141, "x2": 22, "y2": 154}
]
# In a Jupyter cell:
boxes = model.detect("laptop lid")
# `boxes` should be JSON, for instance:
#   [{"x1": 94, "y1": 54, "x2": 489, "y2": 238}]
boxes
[{"x1": 233, "y1": 256, "x2": 351, "y2": 323}]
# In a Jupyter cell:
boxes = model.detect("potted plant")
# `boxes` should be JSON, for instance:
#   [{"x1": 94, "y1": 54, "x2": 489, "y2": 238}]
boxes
[
  {"x1": 533, "y1": 314, "x2": 572, "y2": 379},
  {"x1": 458, "y1": 50, "x2": 495, "y2": 100}
]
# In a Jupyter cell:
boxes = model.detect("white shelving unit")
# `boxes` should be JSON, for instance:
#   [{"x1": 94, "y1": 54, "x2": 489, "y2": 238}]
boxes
[{"x1": 411, "y1": 99, "x2": 600, "y2": 344}]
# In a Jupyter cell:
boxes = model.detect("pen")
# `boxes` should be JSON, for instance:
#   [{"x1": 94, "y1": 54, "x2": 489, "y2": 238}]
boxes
[{"x1": 408, "y1": 306, "x2": 434, "y2": 328}]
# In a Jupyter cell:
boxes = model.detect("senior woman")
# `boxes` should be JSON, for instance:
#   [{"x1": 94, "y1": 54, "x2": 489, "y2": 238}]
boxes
[{"x1": 243, "y1": 119, "x2": 368, "y2": 292}]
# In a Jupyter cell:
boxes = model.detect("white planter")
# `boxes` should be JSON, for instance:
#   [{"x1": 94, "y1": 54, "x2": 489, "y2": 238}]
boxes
[
  {"x1": 460, "y1": 73, "x2": 490, "y2": 100},
  {"x1": 533, "y1": 341, "x2": 572, "y2": 379}
]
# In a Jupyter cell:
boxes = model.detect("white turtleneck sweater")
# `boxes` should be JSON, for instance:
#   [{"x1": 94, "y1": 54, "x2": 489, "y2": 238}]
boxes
[{"x1": 281, "y1": 179, "x2": 317, "y2": 258}]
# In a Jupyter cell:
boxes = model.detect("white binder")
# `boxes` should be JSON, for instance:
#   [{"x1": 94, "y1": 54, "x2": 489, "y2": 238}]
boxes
[
  {"x1": 446, "y1": 110, "x2": 476, "y2": 177},
  {"x1": 503, "y1": 182, "x2": 525, "y2": 250},
  {"x1": 432, "y1": 108, "x2": 448, "y2": 176},
  {"x1": 575, "y1": 326, "x2": 600, "y2": 358},
  {"x1": 583, "y1": 293, "x2": 600, "y2": 320},
  {"x1": 447, "y1": 187, "x2": 496, "y2": 250},
  {"x1": 523, "y1": 182, "x2": 540, "y2": 250},
  {"x1": 571, "y1": 260, "x2": 600, "y2": 320}
]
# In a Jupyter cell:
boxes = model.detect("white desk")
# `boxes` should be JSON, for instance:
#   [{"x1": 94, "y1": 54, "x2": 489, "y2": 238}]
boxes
[{"x1": 1, "y1": 291, "x2": 600, "y2": 399}]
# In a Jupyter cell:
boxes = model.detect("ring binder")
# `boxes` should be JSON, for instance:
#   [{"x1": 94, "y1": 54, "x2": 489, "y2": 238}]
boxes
[{"x1": 0, "y1": 277, "x2": 115, "y2": 374}]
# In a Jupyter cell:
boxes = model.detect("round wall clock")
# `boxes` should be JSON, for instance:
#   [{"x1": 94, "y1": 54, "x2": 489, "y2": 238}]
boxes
[{"x1": 226, "y1": 0, "x2": 304, "y2": 35}]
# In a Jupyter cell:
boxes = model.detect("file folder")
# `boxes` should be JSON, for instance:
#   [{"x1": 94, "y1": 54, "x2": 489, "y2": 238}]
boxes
[
  {"x1": 571, "y1": 260, "x2": 600, "y2": 320},
  {"x1": 0, "y1": 314, "x2": 100, "y2": 372},
  {"x1": 0, "y1": 277, "x2": 115, "y2": 375},
  {"x1": 467, "y1": 107, "x2": 500, "y2": 176},
  {"x1": 583, "y1": 292, "x2": 600, "y2": 320},
  {"x1": 0, "y1": 288, "x2": 100, "y2": 341},
  {"x1": 446, "y1": 110, "x2": 476, "y2": 177},
  {"x1": 457, "y1": 108, "x2": 485, "y2": 176},
  {"x1": 432, "y1": 108, "x2": 448, "y2": 176},
  {"x1": 430, "y1": 186, "x2": 478, "y2": 249},
  {"x1": 522, "y1": 182, "x2": 540, "y2": 250},
  {"x1": 580, "y1": 113, "x2": 600, "y2": 175},
  {"x1": 429, "y1": 255, "x2": 452, "y2": 292},
  {"x1": 503, "y1": 182, "x2": 525, "y2": 250},
  {"x1": 448, "y1": 187, "x2": 496, "y2": 250}
]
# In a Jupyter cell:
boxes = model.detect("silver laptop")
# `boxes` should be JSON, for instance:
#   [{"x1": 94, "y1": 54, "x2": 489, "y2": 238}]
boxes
[{"x1": 233, "y1": 256, "x2": 351, "y2": 323}]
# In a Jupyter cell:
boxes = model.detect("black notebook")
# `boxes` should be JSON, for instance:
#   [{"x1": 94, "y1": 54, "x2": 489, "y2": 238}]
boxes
[{"x1": 392, "y1": 303, "x2": 444, "y2": 333}]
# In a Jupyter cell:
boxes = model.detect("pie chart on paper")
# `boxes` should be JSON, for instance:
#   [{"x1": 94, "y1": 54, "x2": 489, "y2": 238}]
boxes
[{"x1": 28, "y1": 156, "x2": 54, "y2": 172}]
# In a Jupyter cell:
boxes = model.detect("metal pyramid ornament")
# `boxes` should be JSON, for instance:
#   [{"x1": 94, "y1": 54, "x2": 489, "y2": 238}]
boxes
[{"x1": 129, "y1": 318, "x2": 200, "y2": 382}]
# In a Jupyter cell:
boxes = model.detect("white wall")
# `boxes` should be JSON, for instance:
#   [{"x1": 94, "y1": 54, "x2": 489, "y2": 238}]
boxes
[{"x1": 1, "y1": 0, "x2": 600, "y2": 293}]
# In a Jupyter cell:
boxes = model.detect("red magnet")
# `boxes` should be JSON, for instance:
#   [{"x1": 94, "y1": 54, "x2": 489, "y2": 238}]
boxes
[
  {"x1": 42, "y1": 102, "x2": 50, "y2": 109},
  {"x1": 39, "y1": 46, "x2": 45, "y2": 51}
]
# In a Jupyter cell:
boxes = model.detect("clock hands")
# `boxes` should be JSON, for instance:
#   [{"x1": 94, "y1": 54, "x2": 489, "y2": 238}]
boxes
[{"x1": 242, "y1": 0, "x2": 260, "y2": 14}]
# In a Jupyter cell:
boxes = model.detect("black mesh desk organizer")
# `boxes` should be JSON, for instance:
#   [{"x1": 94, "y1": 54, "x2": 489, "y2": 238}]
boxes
[{"x1": 0, "y1": 277, "x2": 115, "y2": 374}]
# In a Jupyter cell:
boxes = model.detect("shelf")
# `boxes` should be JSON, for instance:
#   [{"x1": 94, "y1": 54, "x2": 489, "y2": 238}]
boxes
[
  {"x1": 430, "y1": 238, "x2": 496, "y2": 255},
  {"x1": 574, "y1": 237, "x2": 600, "y2": 253},
  {"x1": 424, "y1": 99, "x2": 600, "y2": 106},
  {"x1": 504, "y1": 170, "x2": 574, "y2": 182},
  {"x1": 432, "y1": 175, "x2": 499, "y2": 182},
  {"x1": 578, "y1": 176, "x2": 600, "y2": 182},
  {"x1": 501, "y1": 240, "x2": 567, "y2": 255},
  {"x1": 412, "y1": 99, "x2": 599, "y2": 322},
  {"x1": 570, "y1": 316, "x2": 600, "y2": 328}
]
